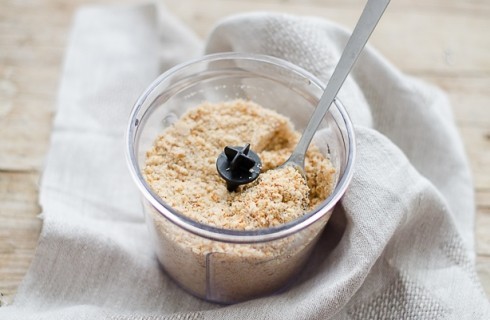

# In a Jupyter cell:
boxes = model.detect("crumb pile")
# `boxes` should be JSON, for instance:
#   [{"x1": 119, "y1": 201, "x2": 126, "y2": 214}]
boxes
[{"x1": 144, "y1": 100, "x2": 335, "y2": 230}]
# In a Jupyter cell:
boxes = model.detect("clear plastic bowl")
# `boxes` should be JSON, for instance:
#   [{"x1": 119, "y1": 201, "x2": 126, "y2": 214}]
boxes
[{"x1": 126, "y1": 52, "x2": 355, "y2": 304}]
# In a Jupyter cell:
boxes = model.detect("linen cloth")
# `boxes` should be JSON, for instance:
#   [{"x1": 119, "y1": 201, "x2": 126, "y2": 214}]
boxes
[{"x1": 1, "y1": 3, "x2": 489, "y2": 319}]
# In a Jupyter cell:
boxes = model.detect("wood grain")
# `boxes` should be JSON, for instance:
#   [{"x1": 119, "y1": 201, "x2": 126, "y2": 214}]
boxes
[{"x1": 0, "y1": 0, "x2": 489, "y2": 303}]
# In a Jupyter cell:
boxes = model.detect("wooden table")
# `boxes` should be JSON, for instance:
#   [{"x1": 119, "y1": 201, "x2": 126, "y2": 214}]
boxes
[{"x1": 1, "y1": 0, "x2": 489, "y2": 304}]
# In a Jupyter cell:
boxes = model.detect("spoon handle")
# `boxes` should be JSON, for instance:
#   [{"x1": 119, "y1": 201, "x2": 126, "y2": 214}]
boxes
[{"x1": 287, "y1": 0, "x2": 390, "y2": 166}]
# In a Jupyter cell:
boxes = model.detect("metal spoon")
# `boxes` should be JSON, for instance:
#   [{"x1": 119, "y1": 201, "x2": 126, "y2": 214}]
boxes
[
  {"x1": 280, "y1": 0, "x2": 390, "y2": 176},
  {"x1": 216, "y1": 0, "x2": 390, "y2": 191}
]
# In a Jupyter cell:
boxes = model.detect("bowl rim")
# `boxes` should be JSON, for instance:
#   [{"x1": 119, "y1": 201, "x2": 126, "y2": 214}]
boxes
[{"x1": 126, "y1": 52, "x2": 356, "y2": 243}]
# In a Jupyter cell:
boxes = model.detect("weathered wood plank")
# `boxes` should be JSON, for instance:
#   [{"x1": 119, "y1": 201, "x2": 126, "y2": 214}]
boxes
[
  {"x1": 459, "y1": 127, "x2": 490, "y2": 192},
  {"x1": 228, "y1": 0, "x2": 490, "y2": 12},
  {"x1": 0, "y1": 95, "x2": 55, "y2": 170},
  {"x1": 0, "y1": 172, "x2": 42, "y2": 301},
  {"x1": 476, "y1": 208, "x2": 490, "y2": 256},
  {"x1": 477, "y1": 190, "x2": 490, "y2": 209}
]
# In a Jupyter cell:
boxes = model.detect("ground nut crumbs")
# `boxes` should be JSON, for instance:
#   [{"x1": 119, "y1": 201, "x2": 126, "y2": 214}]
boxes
[{"x1": 144, "y1": 99, "x2": 336, "y2": 230}]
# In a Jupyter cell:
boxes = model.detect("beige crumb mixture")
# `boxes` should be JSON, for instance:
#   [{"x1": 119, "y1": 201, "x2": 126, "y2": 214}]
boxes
[{"x1": 144, "y1": 99, "x2": 335, "y2": 230}]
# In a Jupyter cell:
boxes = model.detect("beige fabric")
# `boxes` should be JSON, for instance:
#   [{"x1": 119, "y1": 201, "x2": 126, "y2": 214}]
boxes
[{"x1": 1, "y1": 3, "x2": 488, "y2": 320}]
